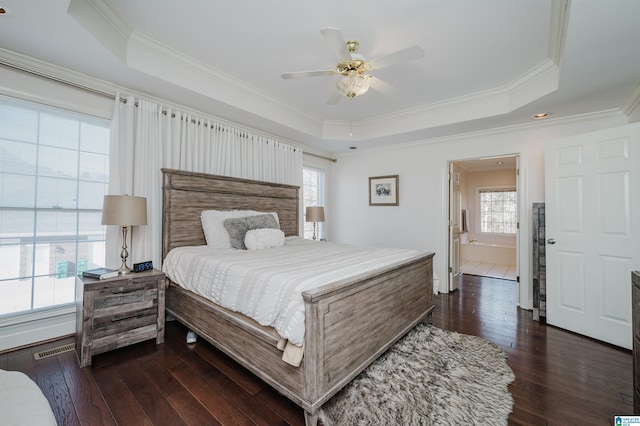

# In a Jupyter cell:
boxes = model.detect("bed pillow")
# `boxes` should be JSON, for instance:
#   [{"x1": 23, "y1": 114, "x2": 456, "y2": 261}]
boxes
[
  {"x1": 201, "y1": 210, "x2": 280, "y2": 249},
  {"x1": 224, "y1": 214, "x2": 280, "y2": 250},
  {"x1": 244, "y1": 228, "x2": 286, "y2": 251}
]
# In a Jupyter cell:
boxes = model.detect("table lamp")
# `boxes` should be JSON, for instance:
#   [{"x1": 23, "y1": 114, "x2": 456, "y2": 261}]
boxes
[
  {"x1": 305, "y1": 206, "x2": 325, "y2": 240},
  {"x1": 101, "y1": 194, "x2": 147, "y2": 274}
]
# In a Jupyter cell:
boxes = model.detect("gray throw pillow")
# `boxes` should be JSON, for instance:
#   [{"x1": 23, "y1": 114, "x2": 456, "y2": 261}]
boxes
[{"x1": 223, "y1": 214, "x2": 279, "y2": 250}]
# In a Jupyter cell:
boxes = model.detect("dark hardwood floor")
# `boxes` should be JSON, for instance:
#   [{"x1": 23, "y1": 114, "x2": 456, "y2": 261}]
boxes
[{"x1": 0, "y1": 274, "x2": 633, "y2": 425}]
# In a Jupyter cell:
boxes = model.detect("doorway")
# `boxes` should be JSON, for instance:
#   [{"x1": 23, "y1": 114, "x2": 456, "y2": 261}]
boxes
[{"x1": 447, "y1": 155, "x2": 520, "y2": 289}]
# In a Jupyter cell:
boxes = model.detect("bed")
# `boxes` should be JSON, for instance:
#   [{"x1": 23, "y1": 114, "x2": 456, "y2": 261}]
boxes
[{"x1": 161, "y1": 168, "x2": 435, "y2": 425}]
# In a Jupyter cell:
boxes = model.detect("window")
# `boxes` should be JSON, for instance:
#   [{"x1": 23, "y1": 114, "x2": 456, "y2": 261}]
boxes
[
  {"x1": 0, "y1": 96, "x2": 110, "y2": 316},
  {"x1": 479, "y1": 188, "x2": 517, "y2": 234},
  {"x1": 302, "y1": 166, "x2": 325, "y2": 240}
]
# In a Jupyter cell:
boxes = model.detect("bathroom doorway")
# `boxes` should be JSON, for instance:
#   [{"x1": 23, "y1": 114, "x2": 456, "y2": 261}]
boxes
[{"x1": 447, "y1": 155, "x2": 519, "y2": 285}]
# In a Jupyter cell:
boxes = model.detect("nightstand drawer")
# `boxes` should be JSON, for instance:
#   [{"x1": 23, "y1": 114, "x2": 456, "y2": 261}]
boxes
[
  {"x1": 91, "y1": 324, "x2": 158, "y2": 356},
  {"x1": 93, "y1": 282, "x2": 158, "y2": 318},
  {"x1": 93, "y1": 280, "x2": 158, "y2": 313},
  {"x1": 92, "y1": 306, "x2": 158, "y2": 339}
]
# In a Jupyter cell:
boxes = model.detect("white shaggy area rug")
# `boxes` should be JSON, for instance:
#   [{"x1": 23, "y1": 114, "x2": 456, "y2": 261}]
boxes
[{"x1": 320, "y1": 324, "x2": 515, "y2": 425}]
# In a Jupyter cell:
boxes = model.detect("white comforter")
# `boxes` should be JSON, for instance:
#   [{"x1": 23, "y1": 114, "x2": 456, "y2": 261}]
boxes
[{"x1": 162, "y1": 237, "x2": 420, "y2": 346}]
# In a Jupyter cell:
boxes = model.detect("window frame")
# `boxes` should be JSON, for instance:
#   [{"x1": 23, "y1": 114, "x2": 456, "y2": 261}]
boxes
[
  {"x1": 302, "y1": 165, "x2": 326, "y2": 240},
  {"x1": 0, "y1": 95, "x2": 110, "y2": 318},
  {"x1": 476, "y1": 186, "x2": 518, "y2": 235}
]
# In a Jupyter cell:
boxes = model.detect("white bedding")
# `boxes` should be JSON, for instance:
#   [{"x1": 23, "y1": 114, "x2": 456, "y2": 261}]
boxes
[
  {"x1": 0, "y1": 369, "x2": 57, "y2": 426},
  {"x1": 162, "y1": 237, "x2": 420, "y2": 346}
]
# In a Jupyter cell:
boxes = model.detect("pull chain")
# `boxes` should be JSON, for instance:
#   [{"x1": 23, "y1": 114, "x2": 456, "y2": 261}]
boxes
[{"x1": 349, "y1": 98, "x2": 354, "y2": 137}]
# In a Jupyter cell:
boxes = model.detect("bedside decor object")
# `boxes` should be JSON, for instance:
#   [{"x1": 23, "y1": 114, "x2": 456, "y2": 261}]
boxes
[
  {"x1": 133, "y1": 260, "x2": 154, "y2": 273},
  {"x1": 369, "y1": 175, "x2": 399, "y2": 206},
  {"x1": 82, "y1": 267, "x2": 118, "y2": 280},
  {"x1": 101, "y1": 194, "x2": 147, "y2": 275},
  {"x1": 305, "y1": 206, "x2": 325, "y2": 240}
]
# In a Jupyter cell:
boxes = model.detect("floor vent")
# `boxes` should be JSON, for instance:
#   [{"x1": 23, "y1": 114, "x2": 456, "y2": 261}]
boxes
[{"x1": 34, "y1": 343, "x2": 75, "y2": 360}]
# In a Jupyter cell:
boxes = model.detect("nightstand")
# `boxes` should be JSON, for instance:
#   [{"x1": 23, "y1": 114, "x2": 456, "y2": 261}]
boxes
[{"x1": 75, "y1": 269, "x2": 165, "y2": 367}]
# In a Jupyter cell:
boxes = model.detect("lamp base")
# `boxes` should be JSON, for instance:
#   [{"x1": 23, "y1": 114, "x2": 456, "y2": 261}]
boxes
[
  {"x1": 118, "y1": 225, "x2": 132, "y2": 275},
  {"x1": 117, "y1": 264, "x2": 132, "y2": 275}
]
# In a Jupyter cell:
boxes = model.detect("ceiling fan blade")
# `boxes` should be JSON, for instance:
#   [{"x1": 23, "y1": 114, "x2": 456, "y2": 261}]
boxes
[
  {"x1": 320, "y1": 27, "x2": 352, "y2": 61},
  {"x1": 281, "y1": 70, "x2": 335, "y2": 79},
  {"x1": 370, "y1": 45, "x2": 425, "y2": 70},
  {"x1": 326, "y1": 90, "x2": 342, "y2": 105},
  {"x1": 368, "y1": 76, "x2": 398, "y2": 96}
]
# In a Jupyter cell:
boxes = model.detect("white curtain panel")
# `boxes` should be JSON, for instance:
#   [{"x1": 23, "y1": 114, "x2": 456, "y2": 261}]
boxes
[{"x1": 107, "y1": 97, "x2": 303, "y2": 268}]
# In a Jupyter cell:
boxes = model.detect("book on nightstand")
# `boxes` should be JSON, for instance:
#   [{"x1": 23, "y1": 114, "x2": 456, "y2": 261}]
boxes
[{"x1": 82, "y1": 267, "x2": 119, "y2": 280}]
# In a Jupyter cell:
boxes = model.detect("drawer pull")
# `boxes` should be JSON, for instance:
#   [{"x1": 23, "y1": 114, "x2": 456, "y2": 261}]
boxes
[
  {"x1": 112, "y1": 313, "x2": 141, "y2": 322},
  {"x1": 111, "y1": 288, "x2": 138, "y2": 295}
]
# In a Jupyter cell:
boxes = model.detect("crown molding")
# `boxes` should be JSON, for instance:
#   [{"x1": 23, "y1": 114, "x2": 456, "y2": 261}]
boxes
[
  {"x1": 505, "y1": 59, "x2": 559, "y2": 110},
  {"x1": 0, "y1": 47, "x2": 118, "y2": 98},
  {"x1": 75, "y1": 0, "x2": 132, "y2": 40},
  {"x1": 549, "y1": 0, "x2": 571, "y2": 67},
  {"x1": 323, "y1": 58, "x2": 559, "y2": 141},
  {"x1": 621, "y1": 78, "x2": 640, "y2": 117},
  {"x1": 67, "y1": 0, "x2": 132, "y2": 62},
  {"x1": 69, "y1": 0, "x2": 324, "y2": 138},
  {"x1": 125, "y1": 31, "x2": 324, "y2": 137},
  {"x1": 0, "y1": 47, "x2": 331, "y2": 158},
  {"x1": 335, "y1": 109, "x2": 626, "y2": 157}
]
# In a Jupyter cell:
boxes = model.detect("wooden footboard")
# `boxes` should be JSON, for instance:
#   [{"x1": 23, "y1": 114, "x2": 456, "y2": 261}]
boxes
[
  {"x1": 165, "y1": 252, "x2": 433, "y2": 422},
  {"x1": 302, "y1": 252, "x2": 434, "y2": 418}
]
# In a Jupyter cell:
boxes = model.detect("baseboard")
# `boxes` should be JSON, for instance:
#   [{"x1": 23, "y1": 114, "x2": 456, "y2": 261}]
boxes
[{"x1": 0, "y1": 305, "x2": 76, "y2": 352}]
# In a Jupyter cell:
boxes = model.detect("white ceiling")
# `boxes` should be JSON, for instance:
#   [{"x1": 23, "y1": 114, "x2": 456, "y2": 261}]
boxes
[{"x1": 0, "y1": 0, "x2": 639, "y2": 155}]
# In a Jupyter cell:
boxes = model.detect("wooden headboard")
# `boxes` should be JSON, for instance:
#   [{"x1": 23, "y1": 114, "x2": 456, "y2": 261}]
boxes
[{"x1": 162, "y1": 168, "x2": 300, "y2": 258}]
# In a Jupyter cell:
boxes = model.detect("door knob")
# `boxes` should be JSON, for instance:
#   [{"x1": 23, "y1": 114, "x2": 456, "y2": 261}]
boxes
[{"x1": 547, "y1": 238, "x2": 556, "y2": 245}]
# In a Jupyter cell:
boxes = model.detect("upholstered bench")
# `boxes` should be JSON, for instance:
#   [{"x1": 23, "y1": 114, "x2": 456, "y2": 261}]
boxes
[{"x1": 0, "y1": 369, "x2": 57, "y2": 425}]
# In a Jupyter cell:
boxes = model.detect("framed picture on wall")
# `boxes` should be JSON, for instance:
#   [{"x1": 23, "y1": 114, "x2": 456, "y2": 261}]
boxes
[{"x1": 369, "y1": 175, "x2": 399, "y2": 206}]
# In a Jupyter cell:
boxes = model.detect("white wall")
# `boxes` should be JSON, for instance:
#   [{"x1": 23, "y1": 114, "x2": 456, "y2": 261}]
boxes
[{"x1": 330, "y1": 115, "x2": 629, "y2": 308}]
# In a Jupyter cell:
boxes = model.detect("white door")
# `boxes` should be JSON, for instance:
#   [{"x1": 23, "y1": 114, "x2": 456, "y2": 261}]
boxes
[
  {"x1": 449, "y1": 163, "x2": 462, "y2": 291},
  {"x1": 545, "y1": 122, "x2": 640, "y2": 349},
  {"x1": 515, "y1": 156, "x2": 520, "y2": 286}
]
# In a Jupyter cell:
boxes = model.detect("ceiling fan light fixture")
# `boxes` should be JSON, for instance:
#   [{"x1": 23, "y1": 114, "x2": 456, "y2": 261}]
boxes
[{"x1": 337, "y1": 74, "x2": 370, "y2": 99}]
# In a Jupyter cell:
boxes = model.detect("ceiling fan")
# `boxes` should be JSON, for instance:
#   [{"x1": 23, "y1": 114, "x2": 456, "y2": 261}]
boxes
[{"x1": 281, "y1": 27, "x2": 425, "y2": 104}]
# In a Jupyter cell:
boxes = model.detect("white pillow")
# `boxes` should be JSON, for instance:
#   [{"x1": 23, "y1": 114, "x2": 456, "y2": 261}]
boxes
[
  {"x1": 201, "y1": 210, "x2": 280, "y2": 249},
  {"x1": 244, "y1": 228, "x2": 286, "y2": 250}
]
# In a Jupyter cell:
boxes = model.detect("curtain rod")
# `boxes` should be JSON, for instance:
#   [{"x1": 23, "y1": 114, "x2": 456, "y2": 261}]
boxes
[
  {"x1": 2, "y1": 60, "x2": 337, "y2": 162},
  {"x1": 305, "y1": 151, "x2": 337, "y2": 163},
  {"x1": 1, "y1": 60, "x2": 116, "y2": 100}
]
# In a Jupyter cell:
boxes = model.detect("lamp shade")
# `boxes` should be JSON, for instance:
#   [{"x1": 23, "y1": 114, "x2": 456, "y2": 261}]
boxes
[
  {"x1": 305, "y1": 206, "x2": 325, "y2": 223},
  {"x1": 336, "y1": 73, "x2": 370, "y2": 98},
  {"x1": 101, "y1": 195, "x2": 147, "y2": 226}
]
